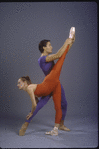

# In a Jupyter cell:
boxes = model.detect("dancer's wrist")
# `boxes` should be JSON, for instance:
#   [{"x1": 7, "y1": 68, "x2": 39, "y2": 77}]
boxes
[
  {"x1": 31, "y1": 106, "x2": 36, "y2": 114},
  {"x1": 31, "y1": 112, "x2": 33, "y2": 114}
]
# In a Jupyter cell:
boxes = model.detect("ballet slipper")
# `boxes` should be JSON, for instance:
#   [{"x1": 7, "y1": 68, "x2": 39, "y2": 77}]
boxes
[
  {"x1": 69, "y1": 27, "x2": 75, "y2": 39},
  {"x1": 59, "y1": 125, "x2": 70, "y2": 131},
  {"x1": 45, "y1": 127, "x2": 58, "y2": 136},
  {"x1": 19, "y1": 122, "x2": 29, "y2": 136}
]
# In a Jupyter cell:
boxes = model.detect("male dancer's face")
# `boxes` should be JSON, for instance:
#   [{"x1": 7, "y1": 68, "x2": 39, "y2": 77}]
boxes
[{"x1": 44, "y1": 42, "x2": 53, "y2": 54}]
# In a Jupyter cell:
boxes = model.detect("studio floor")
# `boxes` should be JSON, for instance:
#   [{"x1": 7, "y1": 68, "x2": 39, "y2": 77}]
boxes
[{"x1": 0, "y1": 113, "x2": 98, "y2": 148}]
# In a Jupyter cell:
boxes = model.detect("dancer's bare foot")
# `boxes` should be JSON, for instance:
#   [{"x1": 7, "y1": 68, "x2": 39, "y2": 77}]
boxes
[
  {"x1": 19, "y1": 122, "x2": 29, "y2": 136},
  {"x1": 59, "y1": 120, "x2": 70, "y2": 131},
  {"x1": 59, "y1": 125, "x2": 70, "y2": 131}
]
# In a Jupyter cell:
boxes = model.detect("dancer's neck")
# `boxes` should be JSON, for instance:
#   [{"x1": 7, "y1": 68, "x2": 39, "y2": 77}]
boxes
[{"x1": 41, "y1": 52, "x2": 48, "y2": 57}]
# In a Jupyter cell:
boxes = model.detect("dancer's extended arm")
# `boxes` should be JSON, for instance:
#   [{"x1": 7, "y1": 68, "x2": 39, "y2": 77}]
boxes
[
  {"x1": 26, "y1": 88, "x2": 37, "y2": 120},
  {"x1": 46, "y1": 38, "x2": 73, "y2": 62}
]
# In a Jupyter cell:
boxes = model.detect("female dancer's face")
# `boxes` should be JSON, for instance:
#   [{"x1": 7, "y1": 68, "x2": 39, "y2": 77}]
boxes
[
  {"x1": 45, "y1": 42, "x2": 53, "y2": 54},
  {"x1": 17, "y1": 78, "x2": 25, "y2": 90}
]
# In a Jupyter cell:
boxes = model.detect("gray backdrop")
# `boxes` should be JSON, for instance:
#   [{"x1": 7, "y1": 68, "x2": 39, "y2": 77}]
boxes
[{"x1": 0, "y1": 2, "x2": 98, "y2": 148}]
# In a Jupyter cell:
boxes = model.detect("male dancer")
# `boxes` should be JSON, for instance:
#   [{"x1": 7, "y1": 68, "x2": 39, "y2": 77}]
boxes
[
  {"x1": 19, "y1": 27, "x2": 75, "y2": 136},
  {"x1": 38, "y1": 30, "x2": 75, "y2": 135}
]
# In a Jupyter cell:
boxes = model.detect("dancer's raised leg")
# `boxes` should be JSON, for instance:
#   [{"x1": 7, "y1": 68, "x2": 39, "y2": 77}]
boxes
[
  {"x1": 45, "y1": 27, "x2": 75, "y2": 135},
  {"x1": 45, "y1": 45, "x2": 69, "y2": 136}
]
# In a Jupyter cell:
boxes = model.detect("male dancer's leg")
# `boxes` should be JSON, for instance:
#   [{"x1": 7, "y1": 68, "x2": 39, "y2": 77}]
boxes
[
  {"x1": 60, "y1": 84, "x2": 67, "y2": 120},
  {"x1": 59, "y1": 84, "x2": 70, "y2": 131},
  {"x1": 25, "y1": 94, "x2": 52, "y2": 123},
  {"x1": 19, "y1": 94, "x2": 51, "y2": 136}
]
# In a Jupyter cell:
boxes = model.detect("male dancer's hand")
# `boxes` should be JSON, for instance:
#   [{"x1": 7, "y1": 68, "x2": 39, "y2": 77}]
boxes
[
  {"x1": 26, "y1": 112, "x2": 33, "y2": 120},
  {"x1": 66, "y1": 38, "x2": 73, "y2": 45}
]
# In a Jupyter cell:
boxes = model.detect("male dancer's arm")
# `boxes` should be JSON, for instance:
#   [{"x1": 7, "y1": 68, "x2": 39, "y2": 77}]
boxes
[{"x1": 46, "y1": 37, "x2": 75, "y2": 62}]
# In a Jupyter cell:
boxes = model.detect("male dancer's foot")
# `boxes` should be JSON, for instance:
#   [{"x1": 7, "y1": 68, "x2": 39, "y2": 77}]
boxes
[
  {"x1": 19, "y1": 122, "x2": 29, "y2": 136},
  {"x1": 59, "y1": 120, "x2": 70, "y2": 131},
  {"x1": 59, "y1": 125, "x2": 70, "y2": 131}
]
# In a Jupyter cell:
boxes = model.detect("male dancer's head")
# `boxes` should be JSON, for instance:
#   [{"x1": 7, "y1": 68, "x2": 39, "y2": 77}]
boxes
[{"x1": 39, "y1": 39, "x2": 53, "y2": 55}]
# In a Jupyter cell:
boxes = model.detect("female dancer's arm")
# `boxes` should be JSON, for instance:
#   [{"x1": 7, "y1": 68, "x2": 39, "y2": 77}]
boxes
[{"x1": 26, "y1": 88, "x2": 37, "y2": 120}]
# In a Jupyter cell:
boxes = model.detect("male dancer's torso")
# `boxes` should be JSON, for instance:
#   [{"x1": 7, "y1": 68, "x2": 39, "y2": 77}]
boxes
[
  {"x1": 38, "y1": 56, "x2": 55, "y2": 76},
  {"x1": 34, "y1": 55, "x2": 55, "y2": 97}
]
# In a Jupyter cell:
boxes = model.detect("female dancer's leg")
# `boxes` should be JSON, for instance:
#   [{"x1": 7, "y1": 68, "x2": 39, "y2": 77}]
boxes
[
  {"x1": 26, "y1": 84, "x2": 67, "y2": 124},
  {"x1": 52, "y1": 81, "x2": 62, "y2": 124},
  {"x1": 34, "y1": 45, "x2": 70, "y2": 97}
]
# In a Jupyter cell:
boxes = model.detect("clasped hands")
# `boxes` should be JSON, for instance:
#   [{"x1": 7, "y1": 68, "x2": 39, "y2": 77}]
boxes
[{"x1": 26, "y1": 112, "x2": 33, "y2": 120}]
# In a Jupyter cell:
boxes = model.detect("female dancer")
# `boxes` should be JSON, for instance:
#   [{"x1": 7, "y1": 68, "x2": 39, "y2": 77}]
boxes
[{"x1": 17, "y1": 27, "x2": 75, "y2": 136}]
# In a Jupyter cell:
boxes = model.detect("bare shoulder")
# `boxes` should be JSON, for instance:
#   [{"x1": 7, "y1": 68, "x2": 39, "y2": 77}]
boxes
[{"x1": 27, "y1": 84, "x2": 37, "y2": 92}]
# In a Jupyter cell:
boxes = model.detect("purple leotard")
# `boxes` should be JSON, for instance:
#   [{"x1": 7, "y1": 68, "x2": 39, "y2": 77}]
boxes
[
  {"x1": 26, "y1": 56, "x2": 67, "y2": 123},
  {"x1": 38, "y1": 55, "x2": 55, "y2": 76}
]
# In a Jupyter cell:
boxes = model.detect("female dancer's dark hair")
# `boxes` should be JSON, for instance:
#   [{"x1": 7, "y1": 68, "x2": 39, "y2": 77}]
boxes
[
  {"x1": 21, "y1": 76, "x2": 39, "y2": 104},
  {"x1": 21, "y1": 76, "x2": 32, "y2": 85}
]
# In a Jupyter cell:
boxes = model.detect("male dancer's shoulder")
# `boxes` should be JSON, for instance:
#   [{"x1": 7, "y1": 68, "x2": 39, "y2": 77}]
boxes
[{"x1": 38, "y1": 56, "x2": 47, "y2": 65}]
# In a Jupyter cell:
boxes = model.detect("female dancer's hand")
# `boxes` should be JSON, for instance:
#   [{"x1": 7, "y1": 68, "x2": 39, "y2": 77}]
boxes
[{"x1": 26, "y1": 112, "x2": 33, "y2": 120}]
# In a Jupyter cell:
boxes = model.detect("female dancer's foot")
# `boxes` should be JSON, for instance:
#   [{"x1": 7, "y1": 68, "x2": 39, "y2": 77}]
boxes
[
  {"x1": 45, "y1": 127, "x2": 58, "y2": 136},
  {"x1": 19, "y1": 122, "x2": 29, "y2": 136},
  {"x1": 69, "y1": 27, "x2": 75, "y2": 39}
]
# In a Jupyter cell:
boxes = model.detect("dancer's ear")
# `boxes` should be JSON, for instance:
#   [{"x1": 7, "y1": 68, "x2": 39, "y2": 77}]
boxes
[{"x1": 43, "y1": 46, "x2": 46, "y2": 52}]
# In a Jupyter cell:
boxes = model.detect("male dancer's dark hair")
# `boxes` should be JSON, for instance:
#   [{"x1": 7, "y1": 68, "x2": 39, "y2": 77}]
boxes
[{"x1": 39, "y1": 39, "x2": 50, "y2": 53}]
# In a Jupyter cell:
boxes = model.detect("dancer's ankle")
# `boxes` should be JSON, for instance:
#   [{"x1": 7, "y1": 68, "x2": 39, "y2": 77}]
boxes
[
  {"x1": 54, "y1": 123, "x2": 59, "y2": 128},
  {"x1": 60, "y1": 120, "x2": 64, "y2": 126}
]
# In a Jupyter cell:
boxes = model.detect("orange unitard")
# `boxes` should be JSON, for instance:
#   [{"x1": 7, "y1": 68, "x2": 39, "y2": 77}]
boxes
[{"x1": 34, "y1": 45, "x2": 69, "y2": 124}]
